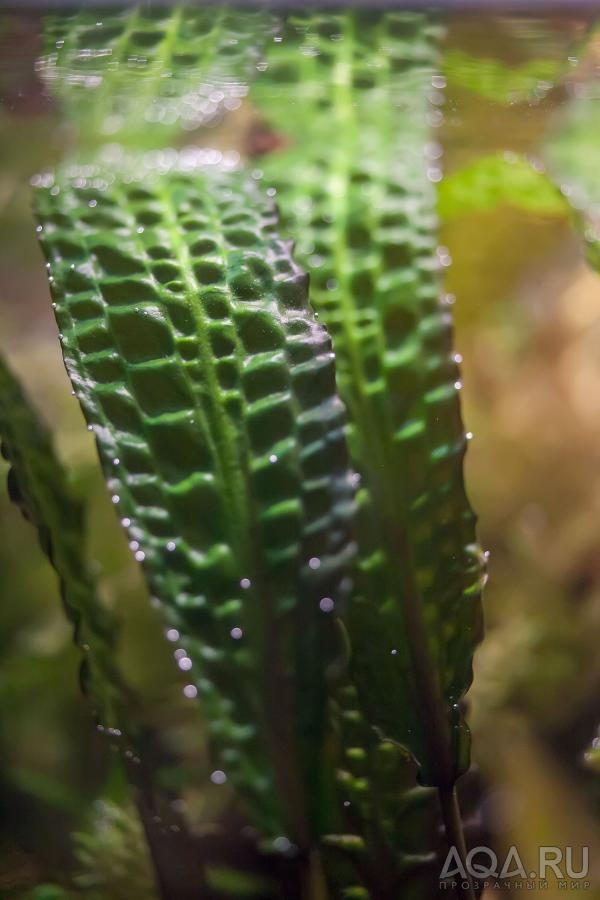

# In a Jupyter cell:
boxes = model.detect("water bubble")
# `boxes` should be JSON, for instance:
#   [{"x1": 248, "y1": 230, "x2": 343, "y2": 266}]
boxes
[
  {"x1": 167, "y1": 541, "x2": 176, "y2": 552},
  {"x1": 308, "y1": 557, "x2": 321, "y2": 570},
  {"x1": 269, "y1": 454, "x2": 278, "y2": 463},
  {"x1": 425, "y1": 141, "x2": 443, "y2": 161},
  {"x1": 273, "y1": 836, "x2": 292, "y2": 853},
  {"x1": 319, "y1": 597, "x2": 334, "y2": 613},
  {"x1": 453, "y1": 352, "x2": 463, "y2": 364},
  {"x1": 135, "y1": 550, "x2": 145, "y2": 562},
  {"x1": 211, "y1": 769, "x2": 227, "y2": 785},
  {"x1": 427, "y1": 166, "x2": 443, "y2": 183},
  {"x1": 121, "y1": 517, "x2": 131, "y2": 528},
  {"x1": 178, "y1": 656, "x2": 192, "y2": 672},
  {"x1": 174, "y1": 648, "x2": 186, "y2": 660},
  {"x1": 129, "y1": 540, "x2": 140, "y2": 552},
  {"x1": 391, "y1": 649, "x2": 398, "y2": 656},
  {"x1": 166, "y1": 628, "x2": 180, "y2": 642},
  {"x1": 343, "y1": 800, "x2": 351, "y2": 807},
  {"x1": 113, "y1": 457, "x2": 120, "y2": 465},
  {"x1": 88, "y1": 199, "x2": 97, "y2": 208},
  {"x1": 240, "y1": 577, "x2": 251, "y2": 590},
  {"x1": 137, "y1": 226, "x2": 144, "y2": 234},
  {"x1": 466, "y1": 432, "x2": 473, "y2": 441},
  {"x1": 427, "y1": 110, "x2": 444, "y2": 128},
  {"x1": 437, "y1": 246, "x2": 452, "y2": 266},
  {"x1": 183, "y1": 684, "x2": 198, "y2": 699},
  {"x1": 431, "y1": 75, "x2": 446, "y2": 89},
  {"x1": 230, "y1": 627, "x2": 243, "y2": 640},
  {"x1": 454, "y1": 380, "x2": 462, "y2": 391},
  {"x1": 111, "y1": 494, "x2": 120, "y2": 504}
]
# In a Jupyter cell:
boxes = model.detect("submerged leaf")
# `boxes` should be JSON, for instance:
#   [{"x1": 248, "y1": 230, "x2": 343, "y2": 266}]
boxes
[
  {"x1": 255, "y1": 10, "x2": 484, "y2": 791},
  {"x1": 444, "y1": 48, "x2": 560, "y2": 105},
  {"x1": 38, "y1": 6, "x2": 271, "y2": 144},
  {"x1": 35, "y1": 156, "x2": 355, "y2": 846},
  {"x1": 0, "y1": 355, "x2": 123, "y2": 728},
  {"x1": 439, "y1": 153, "x2": 567, "y2": 221},
  {"x1": 545, "y1": 88, "x2": 600, "y2": 230}
]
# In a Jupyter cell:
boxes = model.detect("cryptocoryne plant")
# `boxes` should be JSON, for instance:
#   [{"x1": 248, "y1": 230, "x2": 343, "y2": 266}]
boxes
[{"x1": 1, "y1": 7, "x2": 492, "y2": 900}]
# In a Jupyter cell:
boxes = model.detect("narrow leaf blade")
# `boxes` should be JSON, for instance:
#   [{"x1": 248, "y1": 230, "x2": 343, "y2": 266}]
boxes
[{"x1": 0, "y1": 354, "x2": 122, "y2": 726}]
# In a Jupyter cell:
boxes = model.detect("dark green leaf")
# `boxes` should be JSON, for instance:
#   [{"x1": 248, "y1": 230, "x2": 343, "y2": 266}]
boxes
[
  {"x1": 255, "y1": 10, "x2": 485, "y2": 791},
  {"x1": 35, "y1": 156, "x2": 355, "y2": 846},
  {"x1": 0, "y1": 354, "x2": 124, "y2": 728}
]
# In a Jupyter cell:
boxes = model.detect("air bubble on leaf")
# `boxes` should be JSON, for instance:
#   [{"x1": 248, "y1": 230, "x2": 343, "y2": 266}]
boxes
[
  {"x1": 183, "y1": 684, "x2": 197, "y2": 699},
  {"x1": 273, "y1": 836, "x2": 292, "y2": 853},
  {"x1": 111, "y1": 494, "x2": 120, "y2": 504},
  {"x1": 135, "y1": 550, "x2": 145, "y2": 562},
  {"x1": 166, "y1": 628, "x2": 180, "y2": 642},
  {"x1": 211, "y1": 769, "x2": 227, "y2": 785},
  {"x1": 167, "y1": 540, "x2": 176, "y2": 551},
  {"x1": 178, "y1": 656, "x2": 192, "y2": 671},
  {"x1": 230, "y1": 627, "x2": 243, "y2": 640},
  {"x1": 308, "y1": 557, "x2": 321, "y2": 570},
  {"x1": 240, "y1": 577, "x2": 251, "y2": 590}
]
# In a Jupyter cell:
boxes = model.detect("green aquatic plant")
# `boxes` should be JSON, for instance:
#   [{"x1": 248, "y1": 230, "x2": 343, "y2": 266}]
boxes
[
  {"x1": 38, "y1": 6, "x2": 272, "y2": 146},
  {"x1": 0, "y1": 355, "x2": 124, "y2": 729},
  {"x1": 34, "y1": 157, "x2": 356, "y2": 892},
  {"x1": 0, "y1": 7, "x2": 498, "y2": 899},
  {"x1": 254, "y1": 6, "x2": 484, "y2": 869}
]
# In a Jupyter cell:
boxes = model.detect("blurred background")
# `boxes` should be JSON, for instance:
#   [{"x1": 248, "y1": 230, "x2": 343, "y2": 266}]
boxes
[{"x1": 0, "y1": 9, "x2": 599, "y2": 898}]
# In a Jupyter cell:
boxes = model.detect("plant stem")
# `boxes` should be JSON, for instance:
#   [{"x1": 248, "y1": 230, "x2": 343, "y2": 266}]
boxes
[{"x1": 439, "y1": 786, "x2": 476, "y2": 900}]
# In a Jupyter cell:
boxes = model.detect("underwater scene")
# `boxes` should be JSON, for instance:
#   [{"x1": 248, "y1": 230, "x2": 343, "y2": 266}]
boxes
[{"x1": 0, "y1": 4, "x2": 599, "y2": 899}]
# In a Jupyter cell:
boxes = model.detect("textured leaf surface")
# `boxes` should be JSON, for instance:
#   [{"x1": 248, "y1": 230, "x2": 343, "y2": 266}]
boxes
[
  {"x1": 35, "y1": 156, "x2": 355, "y2": 846},
  {"x1": 0, "y1": 354, "x2": 123, "y2": 727},
  {"x1": 38, "y1": 6, "x2": 270, "y2": 143},
  {"x1": 255, "y1": 11, "x2": 484, "y2": 790}
]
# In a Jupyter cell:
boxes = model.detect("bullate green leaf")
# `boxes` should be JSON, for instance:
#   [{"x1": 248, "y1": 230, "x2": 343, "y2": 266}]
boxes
[
  {"x1": 255, "y1": 11, "x2": 485, "y2": 793},
  {"x1": 34, "y1": 155, "x2": 356, "y2": 848},
  {"x1": 38, "y1": 6, "x2": 271, "y2": 144}
]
